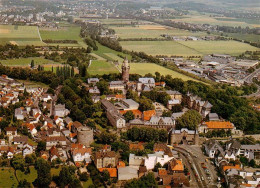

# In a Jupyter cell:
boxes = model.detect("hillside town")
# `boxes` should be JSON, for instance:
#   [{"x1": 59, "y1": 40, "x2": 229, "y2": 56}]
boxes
[
  {"x1": 0, "y1": 0, "x2": 259, "y2": 187},
  {"x1": 0, "y1": 58, "x2": 259, "y2": 188}
]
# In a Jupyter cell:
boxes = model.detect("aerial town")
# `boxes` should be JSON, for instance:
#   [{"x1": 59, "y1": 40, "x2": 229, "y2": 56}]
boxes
[{"x1": 0, "y1": 0, "x2": 259, "y2": 188}]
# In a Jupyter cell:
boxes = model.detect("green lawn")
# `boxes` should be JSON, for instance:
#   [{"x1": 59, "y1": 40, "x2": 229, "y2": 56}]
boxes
[
  {"x1": 16, "y1": 167, "x2": 37, "y2": 183},
  {"x1": 0, "y1": 168, "x2": 18, "y2": 187},
  {"x1": 40, "y1": 24, "x2": 87, "y2": 48},
  {"x1": 94, "y1": 43, "x2": 131, "y2": 61},
  {"x1": 177, "y1": 40, "x2": 259, "y2": 55},
  {"x1": 0, "y1": 25, "x2": 45, "y2": 46},
  {"x1": 51, "y1": 166, "x2": 62, "y2": 176},
  {"x1": 0, "y1": 57, "x2": 58, "y2": 67},
  {"x1": 88, "y1": 60, "x2": 119, "y2": 75},
  {"x1": 111, "y1": 25, "x2": 206, "y2": 39},
  {"x1": 130, "y1": 63, "x2": 197, "y2": 81},
  {"x1": 82, "y1": 178, "x2": 94, "y2": 188},
  {"x1": 120, "y1": 41, "x2": 201, "y2": 57}
]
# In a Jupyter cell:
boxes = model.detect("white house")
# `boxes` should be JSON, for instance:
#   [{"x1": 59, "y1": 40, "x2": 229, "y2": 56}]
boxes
[
  {"x1": 22, "y1": 144, "x2": 34, "y2": 157},
  {"x1": 72, "y1": 148, "x2": 92, "y2": 163}
]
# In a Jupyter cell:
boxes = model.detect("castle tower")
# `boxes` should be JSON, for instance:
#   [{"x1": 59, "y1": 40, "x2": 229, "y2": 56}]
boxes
[
  {"x1": 77, "y1": 126, "x2": 93, "y2": 147},
  {"x1": 122, "y1": 57, "x2": 130, "y2": 83}
]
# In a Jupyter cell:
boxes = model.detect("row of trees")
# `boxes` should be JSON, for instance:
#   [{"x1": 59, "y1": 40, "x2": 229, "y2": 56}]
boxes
[{"x1": 123, "y1": 127, "x2": 168, "y2": 142}]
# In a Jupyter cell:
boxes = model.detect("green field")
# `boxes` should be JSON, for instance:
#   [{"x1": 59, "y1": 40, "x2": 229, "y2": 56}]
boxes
[
  {"x1": 120, "y1": 41, "x2": 201, "y2": 56},
  {"x1": 120, "y1": 40, "x2": 259, "y2": 56},
  {"x1": 0, "y1": 168, "x2": 18, "y2": 187},
  {"x1": 0, "y1": 25, "x2": 45, "y2": 46},
  {"x1": 40, "y1": 24, "x2": 87, "y2": 48},
  {"x1": 177, "y1": 40, "x2": 259, "y2": 55},
  {"x1": 0, "y1": 57, "x2": 59, "y2": 66},
  {"x1": 88, "y1": 60, "x2": 119, "y2": 75},
  {"x1": 88, "y1": 60, "x2": 198, "y2": 81},
  {"x1": 110, "y1": 25, "x2": 206, "y2": 39},
  {"x1": 130, "y1": 63, "x2": 197, "y2": 81},
  {"x1": 221, "y1": 33, "x2": 260, "y2": 43},
  {"x1": 94, "y1": 43, "x2": 131, "y2": 61},
  {"x1": 170, "y1": 11, "x2": 260, "y2": 28}
]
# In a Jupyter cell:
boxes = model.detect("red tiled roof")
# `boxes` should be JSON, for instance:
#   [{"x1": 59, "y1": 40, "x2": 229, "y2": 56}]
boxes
[
  {"x1": 204, "y1": 121, "x2": 234, "y2": 129},
  {"x1": 98, "y1": 168, "x2": 117, "y2": 178},
  {"x1": 143, "y1": 110, "x2": 156, "y2": 121}
]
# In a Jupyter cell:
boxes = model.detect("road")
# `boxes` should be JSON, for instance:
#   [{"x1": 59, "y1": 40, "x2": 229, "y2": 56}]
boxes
[
  {"x1": 175, "y1": 145, "x2": 219, "y2": 188},
  {"x1": 177, "y1": 151, "x2": 200, "y2": 188},
  {"x1": 243, "y1": 68, "x2": 260, "y2": 84}
]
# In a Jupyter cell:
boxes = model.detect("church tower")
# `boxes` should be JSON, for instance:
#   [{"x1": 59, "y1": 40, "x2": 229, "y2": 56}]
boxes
[{"x1": 122, "y1": 57, "x2": 130, "y2": 83}]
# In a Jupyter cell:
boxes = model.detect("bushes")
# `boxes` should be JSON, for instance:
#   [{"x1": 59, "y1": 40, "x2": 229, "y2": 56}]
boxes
[{"x1": 124, "y1": 127, "x2": 168, "y2": 142}]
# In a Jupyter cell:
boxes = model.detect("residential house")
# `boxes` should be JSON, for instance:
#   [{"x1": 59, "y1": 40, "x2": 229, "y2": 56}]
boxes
[
  {"x1": 53, "y1": 104, "x2": 70, "y2": 117},
  {"x1": 5, "y1": 127, "x2": 17, "y2": 136},
  {"x1": 94, "y1": 151, "x2": 118, "y2": 169},
  {"x1": 72, "y1": 147, "x2": 92, "y2": 163},
  {"x1": 204, "y1": 139, "x2": 224, "y2": 158},
  {"x1": 13, "y1": 136, "x2": 28, "y2": 147},
  {"x1": 87, "y1": 78, "x2": 99, "y2": 85}
]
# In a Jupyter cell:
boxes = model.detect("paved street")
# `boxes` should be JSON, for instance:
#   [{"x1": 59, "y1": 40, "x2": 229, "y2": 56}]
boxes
[{"x1": 175, "y1": 145, "x2": 219, "y2": 188}]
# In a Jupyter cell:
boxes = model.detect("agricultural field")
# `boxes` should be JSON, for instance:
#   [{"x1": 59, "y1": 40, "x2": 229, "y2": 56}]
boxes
[
  {"x1": 94, "y1": 43, "x2": 131, "y2": 61},
  {"x1": 110, "y1": 25, "x2": 206, "y2": 39},
  {"x1": 130, "y1": 63, "x2": 198, "y2": 81},
  {"x1": 221, "y1": 33, "x2": 260, "y2": 43},
  {"x1": 0, "y1": 57, "x2": 59, "y2": 67},
  {"x1": 98, "y1": 19, "x2": 139, "y2": 25},
  {"x1": 170, "y1": 11, "x2": 260, "y2": 28},
  {"x1": 0, "y1": 25, "x2": 45, "y2": 46},
  {"x1": 0, "y1": 168, "x2": 18, "y2": 187},
  {"x1": 120, "y1": 40, "x2": 258, "y2": 56},
  {"x1": 88, "y1": 60, "x2": 119, "y2": 75},
  {"x1": 39, "y1": 23, "x2": 87, "y2": 48},
  {"x1": 177, "y1": 40, "x2": 259, "y2": 55},
  {"x1": 120, "y1": 41, "x2": 201, "y2": 57}
]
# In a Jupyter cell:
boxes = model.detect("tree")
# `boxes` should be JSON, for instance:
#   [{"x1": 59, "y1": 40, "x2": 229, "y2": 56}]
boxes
[
  {"x1": 36, "y1": 141, "x2": 46, "y2": 155},
  {"x1": 102, "y1": 170, "x2": 110, "y2": 182},
  {"x1": 97, "y1": 80, "x2": 109, "y2": 95},
  {"x1": 176, "y1": 110, "x2": 202, "y2": 130},
  {"x1": 97, "y1": 132, "x2": 117, "y2": 144},
  {"x1": 30, "y1": 60, "x2": 34, "y2": 68},
  {"x1": 249, "y1": 159, "x2": 256, "y2": 168},
  {"x1": 58, "y1": 166, "x2": 77, "y2": 187},
  {"x1": 124, "y1": 172, "x2": 157, "y2": 188},
  {"x1": 79, "y1": 172, "x2": 88, "y2": 181},
  {"x1": 18, "y1": 179, "x2": 33, "y2": 188},
  {"x1": 153, "y1": 162, "x2": 162, "y2": 172},
  {"x1": 11, "y1": 154, "x2": 25, "y2": 171},
  {"x1": 162, "y1": 110, "x2": 172, "y2": 117},
  {"x1": 171, "y1": 104, "x2": 183, "y2": 113},
  {"x1": 87, "y1": 46, "x2": 92, "y2": 53},
  {"x1": 33, "y1": 158, "x2": 51, "y2": 187},
  {"x1": 139, "y1": 97, "x2": 154, "y2": 111},
  {"x1": 123, "y1": 111, "x2": 135, "y2": 122}
]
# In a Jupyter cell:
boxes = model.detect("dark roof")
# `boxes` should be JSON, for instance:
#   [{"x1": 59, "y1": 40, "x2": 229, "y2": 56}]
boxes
[
  {"x1": 73, "y1": 121, "x2": 83, "y2": 128},
  {"x1": 13, "y1": 136, "x2": 28, "y2": 143},
  {"x1": 95, "y1": 151, "x2": 117, "y2": 159},
  {"x1": 5, "y1": 127, "x2": 17, "y2": 132}
]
